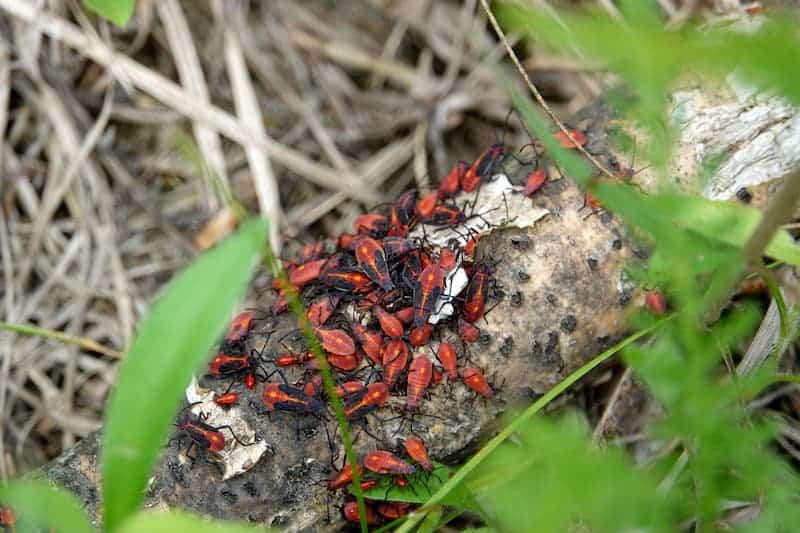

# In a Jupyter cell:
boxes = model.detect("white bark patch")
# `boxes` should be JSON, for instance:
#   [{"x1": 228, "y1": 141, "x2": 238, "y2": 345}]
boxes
[
  {"x1": 409, "y1": 175, "x2": 549, "y2": 322},
  {"x1": 185, "y1": 377, "x2": 270, "y2": 480}
]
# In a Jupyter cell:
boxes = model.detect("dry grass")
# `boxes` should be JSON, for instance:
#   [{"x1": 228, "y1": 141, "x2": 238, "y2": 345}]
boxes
[{"x1": 0, "y1": 0, "x2": 744, "y2": 479}]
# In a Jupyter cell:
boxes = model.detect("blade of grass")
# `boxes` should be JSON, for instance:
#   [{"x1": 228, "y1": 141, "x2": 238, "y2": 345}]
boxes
[
  {"x1": 260, "y1": 253, "x2": 368, "y2": 533},
  {"x1": 102, "y1": 218, "x2": 267, "y2": 532},
  {"x1": 0, "y1": 480, "x2": 93, "y2": 533},
  {"x1": 395, "y1": 319, "x2": 668, "y2": 532},
  {"x1": 0, "y1": 321, "x2": 123, "y2": 358}
]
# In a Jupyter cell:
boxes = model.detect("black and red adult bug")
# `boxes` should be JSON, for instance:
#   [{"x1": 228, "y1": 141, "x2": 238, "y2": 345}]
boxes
[
  {"x1": 355, "y1": 237, "x2": 394, "y2": 291},
  {"x1": 262, "y1": 382, "x2": 325, "y2": 415},
  {"x1": 319, "y1": 266, "x2": 373, "y2": 294},
  {"x1": 461, "y1": 143, "x2": 505, "y2": 192},
  {"x1": 412, "y1": 263, "x2": 444, "y2": 327},
  {"x1": 344, "y1": 382, "x2": 390, "y2": 420},
  {"x1": 383, "y1": 237, "x2": 417, "y2": 258},
  {"x1": 208, "y1": 351, "x2": 260, "y2": 380},
  {"x1": 297, "y1": 240, "x2": 326, "y2": 263},
  {"x1": 353, "y1": 213, "x2": 388, "y2": 237},
  {"x1": 422, "y1": 204, "x2": 467, "y2": 227},
  {"x1": 393, "y1": 189, "x2": 419, "y2": 225},
  {"x1": 463, "y1": 262, "x2": 492, "y2": 323},
  {"x1": 174, "y1": 405, "x2": 255, "y2": 460}
]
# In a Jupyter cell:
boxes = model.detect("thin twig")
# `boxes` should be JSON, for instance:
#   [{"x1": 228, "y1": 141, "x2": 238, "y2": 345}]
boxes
[
  {"x1": 478, "y1": 0, "x2": 614, "y2": 179},
  {"x1": 0, "y1": 322, "x2": 124, "y2": 359}
]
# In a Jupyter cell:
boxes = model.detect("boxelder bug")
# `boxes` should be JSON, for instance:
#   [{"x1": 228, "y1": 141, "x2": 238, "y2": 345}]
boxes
[
  {"x1": 315, "y1": 327, "x2": 356, "y2": 356},
  {"x1": 288, "y1": 258, "x2": 326, "y2": 289},
  {"x1": 439, "y1": 160, "x2": 467, "y2": 196},
  {"x1": 306, "y1": 295, "x2": 340, "y2": 328},
  {"x1": 374, "y1": 305, "x2": 404, "y2": 339},
  {"x1": 394, "y1": 306, "x2": 415, "y2": 325},
  {"x1": 382, "y1": 339, "x2": 409, "y2": 388},
  {"x1": 262, "y1": 382, "x2": 325, "y2": 415},
  {"x1": 461, "y1": 143, "x2": 505, "y2": 192},
  {"x1": 344, "y1": 382, "x2": 389, "y2": 420},
  {"x1": 408, "y1": 324, "x2": 432, "y2": 347},
  {"x1": 437, "y1": 341, "x2": 458, "y2": 380},
  {"x1": 355, "y1": 237, "x2": 394, "y2": 291},
  {"x1": 363, "y1": 450, "x2": 416, "y2": 475},
  {"x1": 297, "y1": 240, "x2": 325, "y2": 263},
  {"x1": 351, "y1": 322, "x2": 384, "y2": 365},
  {"x1": 328, "y1": 351, "x2": 360, "y2": 372},
  {"x1": 353, "y1": 213, "x2": 388, "y2": 237},
  {"x1": 343, "y1": 501, "x2": 378, "y2": 525},
  {"x1": 213, "y1": 382, "x2": 240, "y2": 408},
  {"x1": 337, "y1": 232, "x2": 358, "y2": 251},
  {"x1": 422, "y1": 204, "x2": 466, "y2": 227},
  {"x1": 415, "y1": 191, "x2": 439, "y2": 220},
  {"x1": 404, "y1": 436, "x2": 433, "y2": 472},
  {"x1": 553, "y1": 129, "x2": 586, "y2": 149},
  {"x1": 327, "y1": 463, "x2": 362, "y2": 491},
  {"x1": 383, "y1": 236, "x2": 417, "y2": 258},
  {"x1": 223, "y1": 311, "x2": 255, "y2": 348},
  {"x1": 244, "y1": 372, "x2": 256, "y2": 390},
  {"x1": 461, "y1": 367, "x2": 493, "y2": 398},
  {"x1": 458, "y1": 318, "x2": 480, "y2": 343},
  {"x1": 644, "y1": 290, "x2": 667, "y2": 315},
  {"x1": 463, "y1": 263, "x2": 491, "y2": 323},
  {"x1": 412, "y1": 264, "x2": 444, "y2": 327},
  {"x1": 174, "y1": 405, "x2": 254, "y2": 459},
  {"x1": 335, "y1": 381, "x2": 365, "y2": 398},
  {"x1": 523, "y1": 169, "x2": 547, "y2": 197},
  {"x1": 377, "y1": 502, "x2": 412, "y2": 519},
  {"x1": 406, "y1": 355, "x2": 433, "y2": 410}
]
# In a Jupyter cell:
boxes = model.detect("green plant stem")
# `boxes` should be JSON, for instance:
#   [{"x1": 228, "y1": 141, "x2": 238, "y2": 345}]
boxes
[
  {"x1": 0, "y1": 321, "x2": 124, "y2": 358},
  {"x1": 262, "y1": 258, "x2": 368, "y2": 533},
  {"x1": 704, "y1": 169, "x2": 800, "y2": 324},
  {"x1": 395, "y1": 319, "x2": 668, "y2": 532}
]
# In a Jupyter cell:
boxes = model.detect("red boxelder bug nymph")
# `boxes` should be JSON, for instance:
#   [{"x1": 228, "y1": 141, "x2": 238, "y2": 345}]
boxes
[
  {"x1": 404, "y1": 436, "x2": 433, "y2": 472},
  {"x1": 437, "y1": 341, "x2": 458, "y2": 380},
  {"x1": 382, "y1": 339, "x2": 409, "y2": 388},
  {"x1": 315, "y1": 327, "x2": 356, "y2": 356},
  {"x1": 523, "y1": 169, "x2": 547, "y2": 197},
  {"x1": 438, "y1": 161, "x2": 467, "y2": 196},
  {"x1": 363, "y1": 450, "x2": 416, "y2": 475},
  {"x1": 405, "y1": 355, "x2": 433, "y2": 410},
  {"x1": 374, "y1": 305, "x2": 404, "y2": 339},
  {"x1": 224, "y1": 311, "x2": 255, "y2": 347},
  {"x1": 343, "y1": 501, "x2": 379, "y2": 525},
  {"x1": 461, "y1": 367, "x2": 493, "y2": 398},
  {"x1": 327, "y1": 463, "x2": 362, "y2": 491}
]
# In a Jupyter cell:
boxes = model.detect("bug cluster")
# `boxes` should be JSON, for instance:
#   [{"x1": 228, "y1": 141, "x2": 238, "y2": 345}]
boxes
[
  {"x1": 330, "y1": 438, "x2": 436, "y2": 525},
  {"x1": 174, "y1": 136, "x2": 590, "y2": 524}
]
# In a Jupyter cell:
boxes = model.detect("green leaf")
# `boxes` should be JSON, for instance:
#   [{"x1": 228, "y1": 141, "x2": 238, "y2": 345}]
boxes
[
  {"x1": 82, "y1": 0, "x2": 135, "y2": 27},
  {"x1": 596, "y1": 183, "x2": 800, "y2": 267},
  {"x1": 117, "y1": 509, "x2": 271, "y2": 533},
  {"x1": 0, "y1": 480, "x2": 93, "y2": 533},
  {"x1": 363, "y1": 464, "x2": 451, "y2": 504},
  {"x1": 102, "y1": 219, "x2": 267, "y2": 532}
]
